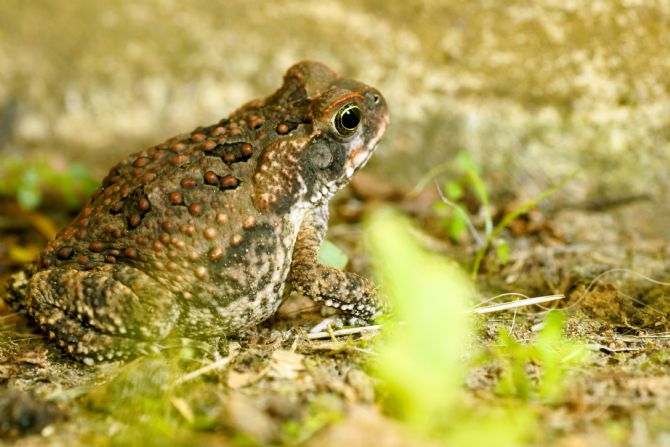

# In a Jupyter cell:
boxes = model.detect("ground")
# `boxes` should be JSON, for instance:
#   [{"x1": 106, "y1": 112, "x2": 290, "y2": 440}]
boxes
[{"x1": 1, "y1": 171, "x2": 670, "y2": 446}]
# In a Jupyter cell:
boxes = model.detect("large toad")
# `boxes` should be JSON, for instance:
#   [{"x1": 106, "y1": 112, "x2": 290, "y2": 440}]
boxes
[{"x1": 7, "y1": 61, "x2": 389, "y2": 364}]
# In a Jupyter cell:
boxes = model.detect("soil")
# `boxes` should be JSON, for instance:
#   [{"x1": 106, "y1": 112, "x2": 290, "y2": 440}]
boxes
[{"x1": 1, "y1": 173, "x2": 670, "y2": 447}]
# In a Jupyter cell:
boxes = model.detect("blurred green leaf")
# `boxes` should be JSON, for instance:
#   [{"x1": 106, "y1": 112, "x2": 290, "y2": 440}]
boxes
[
  {"x1": 446, "y1": 407, "x2": 535, "y2": 447},
  {"x1": 318, "y1": 239, "x2": 349, "y2": 269},
  {"x1": 16, "y1": 188, "x2": 41, "y2": 210},
  {"x1": 366, "y1": 208, "x2": 538, "y2": 444},
  {"x1": 17, "y1": 169, "x2": 42, "y2": 210},
  {"x1": 444, "y1": 180, "x2": 464, "y2": 201},
  {"x1": 494, "y1": 239, "x2": 510, "y2": 264},
  {"x1": 366, "y1": 207, "x2": 474, "y2": 430},
  {"x1": 494, "y1": 312, "x2": 589, "y2": 403},
  {"x1": 432, "y1": 200, "x2": 448, "y2": 213},
  {"x1": 496, "y1": 330, "x2": 534, "y2": 399},
  {"x1": 446, "y1": 212, "x2": 468, "y2": 241},
  {"x1": 455, "y1": 151, "x2": 478, "y2": 171},
  {"x1": 455, "y1": 151, "x2": 491, "y2": 232},
  {"x1": 535, "y1": 312, "x2": 590, "y2": 401},
  {"x1": 0, "y1": 156, "x2": 97, "y2": 210}
]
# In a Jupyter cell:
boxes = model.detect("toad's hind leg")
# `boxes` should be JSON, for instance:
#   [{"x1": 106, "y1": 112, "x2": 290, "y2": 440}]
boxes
[
  {"x1": 27, "y1": 265, "x2": 180, "y2": 363},
  {"x1": 289, "y1": 212, "x2": 386, "y2": 324}
]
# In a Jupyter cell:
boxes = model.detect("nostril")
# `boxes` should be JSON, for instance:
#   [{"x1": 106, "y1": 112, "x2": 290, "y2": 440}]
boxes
[{"x1": 365, "y1": 92, "x2": 381, "y2": 105}]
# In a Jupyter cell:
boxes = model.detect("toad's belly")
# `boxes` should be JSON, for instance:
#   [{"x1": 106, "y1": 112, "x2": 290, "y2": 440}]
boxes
[{"x1": 175, "y1": 212, "x2": 305, "y2": 337}]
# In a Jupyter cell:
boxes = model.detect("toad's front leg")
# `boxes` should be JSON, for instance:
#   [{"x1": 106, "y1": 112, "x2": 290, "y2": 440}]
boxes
[{"x1": 289, "y1": 210, "x2": 385, "y2": 324}]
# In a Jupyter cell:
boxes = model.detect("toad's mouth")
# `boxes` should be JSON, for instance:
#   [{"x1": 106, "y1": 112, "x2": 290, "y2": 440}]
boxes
[
  {"x1": 309, "y1": 115, "x2": 388, "y2": 206},
  {"x1": 343, "y1": 116, "x2": 388, "y2": 179},
  {"x1": 308, "y1": 146, "x2": 377, "y2": 206}
]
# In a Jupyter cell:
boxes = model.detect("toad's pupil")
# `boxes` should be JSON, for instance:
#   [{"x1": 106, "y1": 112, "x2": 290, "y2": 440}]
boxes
[{"x1": 340, "y1": 106, "x2": 361, "y2": 130}]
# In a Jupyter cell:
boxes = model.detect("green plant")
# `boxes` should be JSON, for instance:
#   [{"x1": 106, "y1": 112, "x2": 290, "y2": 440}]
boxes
[
  {"x1": 493, "y1": 312, "x2": 590, "y2": 402},
  {"x1": 317, "y1": 239, "x2": 349, "y2": 269},
  {"x1": 365, "y1": 208, "x2": 536, "y2": 445},
  {"x1": 0, "y1": 156, "x2": 98, "y2": 210},
  {"x1": 429, "y1": 152, "x2": 487, "y2": 244},
  {"x1": 469, "y1": 173, "x2": 575, "y2": 279},
  {"x1": 421, "y1": 151, "x2": 573, "y2": 278}
]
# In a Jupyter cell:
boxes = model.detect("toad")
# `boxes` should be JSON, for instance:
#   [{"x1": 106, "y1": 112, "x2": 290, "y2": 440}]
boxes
[{"x1": 4, "y1": 61, "x2": 389, "y2": 364}]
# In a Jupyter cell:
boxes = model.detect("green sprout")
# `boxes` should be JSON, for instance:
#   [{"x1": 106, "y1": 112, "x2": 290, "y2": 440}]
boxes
[
  {"x1": 418, "y1": 151, "x2": 574, "y2": 278},
  {"x1": 493, "y1": 312, "x2": 590, "y2": 402},
  {"x1": 469, "y1": 173, "x2": 575, "y2": 279}
]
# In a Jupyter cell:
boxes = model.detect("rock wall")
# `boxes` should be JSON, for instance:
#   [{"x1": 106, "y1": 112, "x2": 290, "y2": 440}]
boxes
[{"x1": 1, "y1": 0, "x2": 668, "y2": 201}]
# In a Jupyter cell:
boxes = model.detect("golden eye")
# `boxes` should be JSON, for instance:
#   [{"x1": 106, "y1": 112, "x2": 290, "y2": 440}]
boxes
[{"x1": 334, "y1": 104, "x2": 362, "y2": 136}]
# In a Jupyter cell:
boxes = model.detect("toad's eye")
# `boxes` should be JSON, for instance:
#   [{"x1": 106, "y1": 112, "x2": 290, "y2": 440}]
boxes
[{"x1": 334, "y1": 104, "x2": 362, "y2": 136}]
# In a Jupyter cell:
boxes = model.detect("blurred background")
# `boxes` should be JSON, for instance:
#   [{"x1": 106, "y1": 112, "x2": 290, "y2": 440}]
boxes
[{"x1": 2, "y1": 0, "x2": 669, "y2": 216}]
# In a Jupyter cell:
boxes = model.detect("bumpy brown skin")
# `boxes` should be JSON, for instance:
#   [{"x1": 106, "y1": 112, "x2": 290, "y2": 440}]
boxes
[{"x1": 13, "y1": 61, "x2": 389, "y2": 364}]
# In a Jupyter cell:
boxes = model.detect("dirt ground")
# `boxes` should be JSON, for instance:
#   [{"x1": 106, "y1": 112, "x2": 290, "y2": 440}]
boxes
[{"x1": 1, "y1": 170, "x2": 670, "y2": 447}]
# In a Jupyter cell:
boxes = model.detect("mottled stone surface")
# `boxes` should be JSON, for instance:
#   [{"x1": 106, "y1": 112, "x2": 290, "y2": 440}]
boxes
[
  {"x1": 8, "y1": 61, "x2": 388, "y2": 363},
  {"x1": 1, "y1": 1, "x2": 669, "y2": 207}
]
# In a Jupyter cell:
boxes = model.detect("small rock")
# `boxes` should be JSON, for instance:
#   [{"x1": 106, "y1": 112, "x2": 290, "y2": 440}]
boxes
[
  {"x1": 220, "y1": 392, "x2": 277, "y2": 445},
  {"x1": 0, "y1": 388, "x2": 63, "y2": 438}
]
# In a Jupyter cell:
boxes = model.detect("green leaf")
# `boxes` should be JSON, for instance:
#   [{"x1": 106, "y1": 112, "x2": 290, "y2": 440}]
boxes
[
  {"x1": 366, "y1": 208, "x2": 474, "y2": 431},
  {"x1": 536, "y1": 312, "x2": 590, "y2": 401},
  {"x1": 455, "y1": 151, "x2": 492, "y2": 237},
  {"x1": 17, "y1": 169, "x2": 42, "y2": 210},
  {"x1": 17, "y1": 187, "x2": 41, "y2": 210},
  {"x1": 318, "y1": 239, "x2": 349, "y2": 269},
  {"x1": 446, "y1": 406, "x2": 536, "y2": 447},
  {"x1": 455, "y1": 151, "x2": 480, "y2": 175},
  {"x1": 495, "y1": 330, "x2": 533, "y2": 399},
  {"x1": 447, "y1": 212, "x2": 468, "y2": 241},
  {"x1": 494, "y1": 239, "x2": 510, "y2": 264},
  {"x1": 471, "y1": 172, "x2": 577, "y2": 278},
  {"x1": 444, "y1": 180, "x2": 464, "y2": 201},
  {"x1": 493, "y1": 311, "x2": 589, "y2": 402}
]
